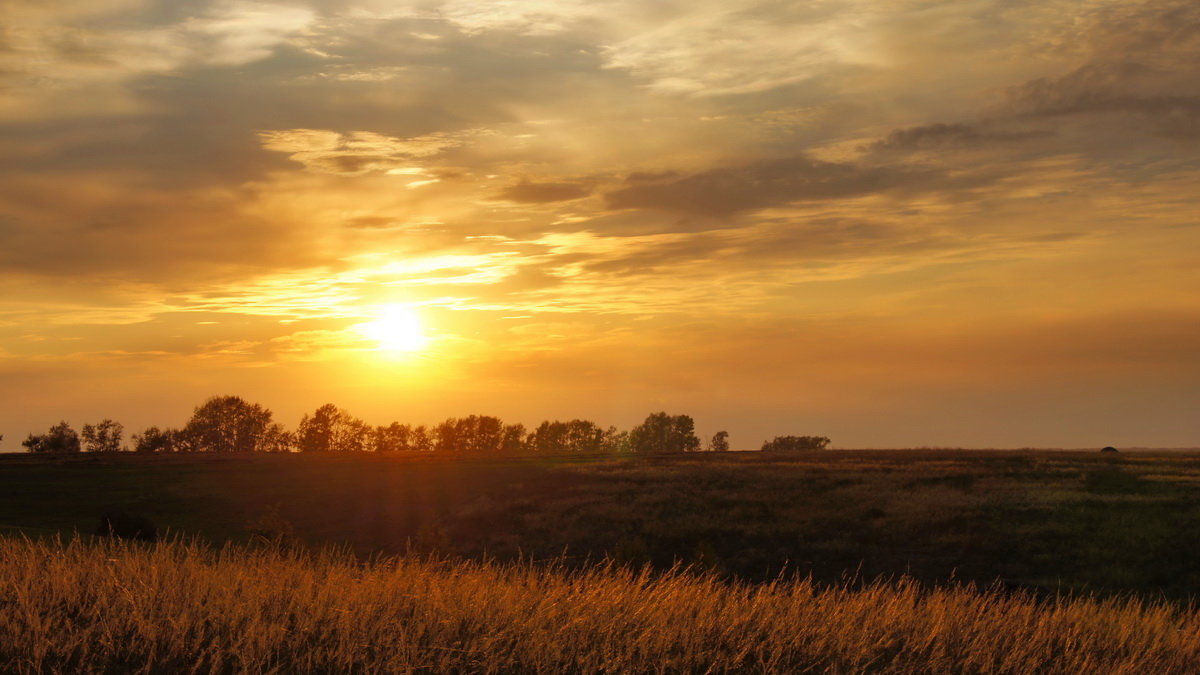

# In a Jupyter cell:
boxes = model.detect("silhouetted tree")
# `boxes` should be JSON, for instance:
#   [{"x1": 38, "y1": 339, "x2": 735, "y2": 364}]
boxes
[
  {"x1": 760, "y1": 435, "x2": 830, "y2": 451},
  {"x1": 23, "y1": 421, "x2": 81, "y2": 453},
  {"x1": 296, "y1": 404, "x2": 368, "y2": 452},
  {"x1": 629, "y1": 412, "x2": 700, "y2": 453},
  {"x1": 526, "y1": 420, "x2": 604, "y2": 453},
  {"x1": 566, "y1": 420, "x2": 606, "y2": 453},
  {"x1": 259, "y1": 423, "x2": 294, "y2": 453},
  {"x1": 183, "y1": 395, "x2": 277, "y2": 453},
  {"x1": 411, "y1": 425, "x2": 432, "y2": 452},
  {"x1": 373, "y1": 422, "x2": 413, "y2": 453},
  {"x1": 435, "y1": 415, "x2": 507, "y2": 454},
  {"x1": 296, "y1": 404, "x2": 337, "y2": 453},
  {"x1": 81, "y1": 419, "x2": 124, "y2": 453},
  {"x1": 602, "y1": 427, "x2": 631, "y2": 453},
  {"x1": 501, "y1": 423, "x2": 527, "y2": 454},
  {"x1": 709, "y1": 430, "x2": 730, "y2": 452},
  {"x1": 132, "y1": 426, "x2": 179, "y2": 453},
  {"x1": 527, "y1": 421, "x2": 568, "y2": 453},
  {"x1": 465, "y1": 415, "x2": 505, "y2": 454},
  {"x1": 433, "y1": 418, "x2": 460, "y2": 453}
]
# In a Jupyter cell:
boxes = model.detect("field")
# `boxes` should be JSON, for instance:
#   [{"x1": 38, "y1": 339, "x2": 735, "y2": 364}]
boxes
[
  {"x1": 3, "y1": 449, "x2": 1200, "y2": 598},
  {"x1": 3, "y1": 537, "x2": 1200, "y2": 673},
  {"x1": 5, "y1": 450, "x2": 1200, "y2": 671}
]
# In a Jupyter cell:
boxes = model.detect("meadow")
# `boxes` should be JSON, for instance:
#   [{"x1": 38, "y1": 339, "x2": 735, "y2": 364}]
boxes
[
  {"x1": 3, "y1": 537, "x2": 1200, "y2": 673},
  {"x1": 2, "y1": 449, "x2": 1200, "y2": 598}
]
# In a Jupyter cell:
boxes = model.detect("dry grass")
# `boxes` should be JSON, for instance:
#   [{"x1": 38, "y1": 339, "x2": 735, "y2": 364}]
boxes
[{"x1": 2, "y1": 538, "x2": 1199, "y2": 673}]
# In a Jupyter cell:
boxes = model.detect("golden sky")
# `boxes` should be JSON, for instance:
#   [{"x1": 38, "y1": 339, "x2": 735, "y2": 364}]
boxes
[{"x1": 1, "y1": 0, "x2": 1198, "y2": 448}]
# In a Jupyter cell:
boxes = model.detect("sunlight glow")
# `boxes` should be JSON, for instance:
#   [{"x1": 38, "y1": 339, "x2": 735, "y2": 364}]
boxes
[{"x1": 356, "y1": 305, "x2": 429, "y2": 352}]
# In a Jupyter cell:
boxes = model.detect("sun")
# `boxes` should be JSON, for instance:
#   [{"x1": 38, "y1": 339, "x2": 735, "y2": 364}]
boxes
[{"x1": 356, "y1": 305, "x2": 429, "y2": 352}]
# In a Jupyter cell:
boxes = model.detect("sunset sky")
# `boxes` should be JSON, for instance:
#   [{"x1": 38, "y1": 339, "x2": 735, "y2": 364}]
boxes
[{"x1": 2, "y1": 0, "x2": 1198, "y2": 449}]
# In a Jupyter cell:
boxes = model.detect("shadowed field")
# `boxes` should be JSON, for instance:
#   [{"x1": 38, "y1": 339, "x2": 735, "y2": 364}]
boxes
[
  {"x1": 3, "y1": 450, "x2": 1200, "y2": 597},
  {"x1": 2, "y1": 537, "x2": 1199, "y2": 674}
]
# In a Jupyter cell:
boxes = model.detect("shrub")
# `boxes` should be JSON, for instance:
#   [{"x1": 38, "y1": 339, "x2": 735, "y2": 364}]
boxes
[
  {"x1": 22, "y1": 422, "x2": 81, "y2": 453},
  {"x1": 761, "y1": 435, "x2": 831, "y2": 451}
]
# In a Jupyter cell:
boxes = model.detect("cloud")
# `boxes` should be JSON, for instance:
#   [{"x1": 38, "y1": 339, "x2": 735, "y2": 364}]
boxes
[
  {"x1": 601, "y1": 1, "x2": 881, "y2": 96},
  {"x1": 1069, "y1": 0, "x2": 1200, "y2": 67},
  {"x1": 1006, "y1": 63, "x2": 1200, "y2": 138},
  {"x1": 604, "y1": 156, "x2": 940, "y2": 216},
  {"x1": 560, "y1": 215, "x2": 1087, "y2": 285},
  {"x1": 258, "y1": 128, "x2": 480, "y2": 176},
  {"x1": 180, "y1": 1, "x2": 316, "y2": 67},
  {"x1": 996, "y1": 0, "x2": 1200, "y2": 139},
  {"x1": 438, "y1": 0, "x2": 608, "y2": 35},
  {"x1": 868, "y1": 123, "x2": 1052, "y2": 153},
  {"x1": 0, "y1": 0, "x2": 316, "y2": 89},
  {"x1": 0, "y1": 174, "x2": 313, "y2": 280},
  {"x1": 495, "y1": 180, "x2": 592, "y2": 203}
]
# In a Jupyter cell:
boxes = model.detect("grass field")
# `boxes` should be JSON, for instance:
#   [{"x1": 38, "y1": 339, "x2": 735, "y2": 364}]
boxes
[
  {"x1": 3, "y1": 450, "x2": 1200, "y2": 599},
  {"x1": 3, "y1": 537, "x2": 1200, "y2": 673}
]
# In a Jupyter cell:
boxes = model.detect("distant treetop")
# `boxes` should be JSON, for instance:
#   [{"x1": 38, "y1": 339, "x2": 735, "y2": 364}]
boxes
[
  {"x1": 17, "y1": 394, "x2": 825, "y2": 458},
  {"x1": 761, "y1": 436, "x2": 831, "y2": 452},
  {"x1": 629, "y1": 412, "x2": 701, "y2": 453},
  {"x1": 23, "y1": 421, "x2": 81, "y2": 453}
]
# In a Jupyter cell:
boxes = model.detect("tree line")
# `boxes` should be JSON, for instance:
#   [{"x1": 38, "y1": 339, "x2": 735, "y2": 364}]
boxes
[{"x1": 17, "y1": 395, "x2": 828, "y2": 455}]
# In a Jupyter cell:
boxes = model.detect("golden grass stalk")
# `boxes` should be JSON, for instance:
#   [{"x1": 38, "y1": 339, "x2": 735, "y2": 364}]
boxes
[{"x1": 0, "y1": 537, "x2": 1198, "y2": 673}]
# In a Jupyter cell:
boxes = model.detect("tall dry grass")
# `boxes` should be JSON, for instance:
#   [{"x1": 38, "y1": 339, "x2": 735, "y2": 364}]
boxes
[{"x1": 1, "y1": 537, "x2": 1198, "y2": 673}]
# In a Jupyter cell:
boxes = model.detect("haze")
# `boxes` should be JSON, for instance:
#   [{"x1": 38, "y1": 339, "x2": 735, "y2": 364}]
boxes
[{"x1": 1, "y1": 0, "x2": 1198, "y2": 449}]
